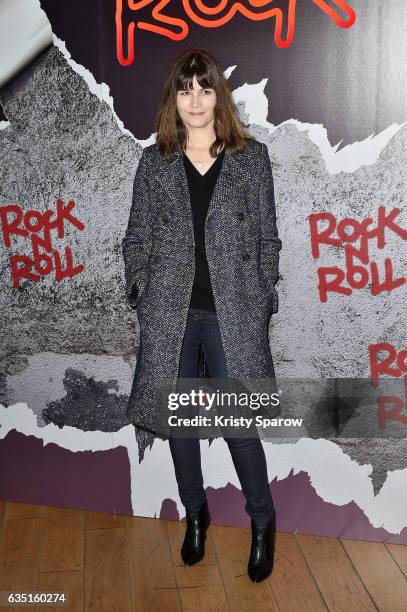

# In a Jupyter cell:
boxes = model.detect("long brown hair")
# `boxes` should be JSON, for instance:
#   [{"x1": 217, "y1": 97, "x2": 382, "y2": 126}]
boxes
[{"x1": 154, "y1": 49, "x2": 254, "y2": 159}]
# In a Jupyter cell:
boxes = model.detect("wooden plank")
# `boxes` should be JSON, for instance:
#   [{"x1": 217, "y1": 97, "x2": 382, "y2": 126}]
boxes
[
  {"x1": 386, "y1": 542, "x2": 407, "y2": 578},
  {"x1": 0, "y1": 501, "x2": 6, "y2": 541},
  {"x1": 173, "y1": 564, "x2": 230, "y2": 611},
  {"x1": 36, "y1": 570, "x2": 83, "y2": 612},
  {"x1": 296, "y1": 534, "x2": 376, "y2": 611},
  {"x1": 0, "y1": 516, "x2": 43, "y2": 612},
  {"x1": 85, "y1": 527, "x2": 131, "y2": 611},
  {"x1": 268, "y1": 531, "x2": 327, "y2": 611},
  {"x1": 84, "y1": 509, "x2": 128, "y2": 530},
  {"x1": 0, "y1": 516, "x2": 43, "y2": 562},
  {"x1": 127, "y1": 516, "x2": 180, "y2": 611},
  {"x1": 39, "y1": 506, "x2": 83, "y2": 573},
  {"x1": 342, "y1": 538, "x2": 407, "y2": 612},
  {"x1": 167, "y1": 520, "x2": 229, "y2": 611},
  {"x1": 209, "y1": 523, "x2": 277, "y2": 611},
  {"x1": 5, "y1": 501, "x2": 45, "y2": 520},
  {"x1": 0, "y1": 559, "x2": 38, "y2": 611}
]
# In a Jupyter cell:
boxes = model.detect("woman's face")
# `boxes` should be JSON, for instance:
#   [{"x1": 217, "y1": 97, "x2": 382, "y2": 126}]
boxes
[{"x1": 176, "y1": 74, "x2": 217, "y2": 132}]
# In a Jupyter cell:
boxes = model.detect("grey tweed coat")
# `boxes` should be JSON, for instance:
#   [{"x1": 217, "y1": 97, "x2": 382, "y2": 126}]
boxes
[{"x1": 122, "y1": 138, "x2": 282, "y2": 439}]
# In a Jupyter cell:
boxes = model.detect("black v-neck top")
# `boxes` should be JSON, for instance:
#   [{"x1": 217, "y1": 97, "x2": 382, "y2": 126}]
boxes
[{"x1": 183, "y1": 148, "x2": 225, "y2": 311}]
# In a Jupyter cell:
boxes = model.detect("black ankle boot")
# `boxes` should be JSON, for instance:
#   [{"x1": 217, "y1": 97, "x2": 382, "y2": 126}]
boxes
[
  {"x1": 248, "y1": 511, "x2": 276, "y2": 582},
  {"x1": 181, "y1": 499, "x2": 211, "y2": 565}
]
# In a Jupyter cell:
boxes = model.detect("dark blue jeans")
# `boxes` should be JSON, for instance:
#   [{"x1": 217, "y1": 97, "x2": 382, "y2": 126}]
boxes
[{"x1": 169, "y1": 307, "x2": 275, "y2": 526}]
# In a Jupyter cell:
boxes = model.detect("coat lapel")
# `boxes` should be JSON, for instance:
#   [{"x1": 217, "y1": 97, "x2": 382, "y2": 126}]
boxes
[{"x1": 153, "y1": 142, "x2": 252, "y2": 223}]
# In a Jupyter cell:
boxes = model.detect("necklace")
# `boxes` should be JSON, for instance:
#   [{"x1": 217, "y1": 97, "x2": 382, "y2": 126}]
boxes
[{"x1": 187, "y1": 146, "x2": 223, "y2": 170}]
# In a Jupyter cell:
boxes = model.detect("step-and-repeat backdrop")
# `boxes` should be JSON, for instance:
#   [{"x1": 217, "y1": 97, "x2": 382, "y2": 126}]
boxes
[{"x1": 0, "y1": 0, "x2": 406, "y2": 542}]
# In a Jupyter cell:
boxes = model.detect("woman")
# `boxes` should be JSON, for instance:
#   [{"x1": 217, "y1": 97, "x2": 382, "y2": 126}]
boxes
[{"x1": 122, "y1": 49, "x2": 282, "y2": 583}]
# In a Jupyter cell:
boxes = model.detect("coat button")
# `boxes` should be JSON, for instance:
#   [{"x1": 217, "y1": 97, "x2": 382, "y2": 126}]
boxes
[
  {"x1": 242, "y1": 253, "x2": 250, "y2": 261},
  {"x1": 238, "y1": 212, "x2": 245, "y2": 221},
  {"x1": 162, "y1": 215, "x2": 170, "y2": 224}
]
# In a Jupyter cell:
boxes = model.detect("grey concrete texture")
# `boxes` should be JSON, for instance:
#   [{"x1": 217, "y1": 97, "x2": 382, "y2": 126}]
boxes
[{"x1": 0, "y1": 44, "x2": 406, "y2": 481}]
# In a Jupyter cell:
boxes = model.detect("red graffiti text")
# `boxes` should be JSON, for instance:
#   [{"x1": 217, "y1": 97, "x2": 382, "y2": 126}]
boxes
[
  {"x1": 308, "y1": 206, "x2": 407, "y2": 302},
  {"x1": 369, "y1": 343, "x2": 407, "y2": 430},
  {"x1": 0, "y1": 199, "x2": 85, "y2": 288}
]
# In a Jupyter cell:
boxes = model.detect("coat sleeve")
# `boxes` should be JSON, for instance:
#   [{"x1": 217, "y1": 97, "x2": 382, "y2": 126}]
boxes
[
  {"x1": 121, "y1": 149, "x2": 153, "y2": 309},
  {"x1": 258, "y1": 143, "x2": 282, "y2": 310}
]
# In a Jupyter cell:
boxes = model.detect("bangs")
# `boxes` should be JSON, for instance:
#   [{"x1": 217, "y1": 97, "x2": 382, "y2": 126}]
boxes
[{"x1": 175, "y1": 66, "x2": 214, "y2": 92}]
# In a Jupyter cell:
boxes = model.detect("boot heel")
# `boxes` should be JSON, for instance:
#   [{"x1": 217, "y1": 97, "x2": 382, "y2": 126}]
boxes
[
  {"x1": 248, "y1": 511, "x2": 276, "y2": 583},
  {"x1": 181, "y1": 499, "x2": 211, "y2": 566}
]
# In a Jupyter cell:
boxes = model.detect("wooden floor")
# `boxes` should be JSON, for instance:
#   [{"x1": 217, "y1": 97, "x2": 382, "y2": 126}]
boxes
[{"x1": 0, "y1": 501, "x2": 407, "y2": 611}]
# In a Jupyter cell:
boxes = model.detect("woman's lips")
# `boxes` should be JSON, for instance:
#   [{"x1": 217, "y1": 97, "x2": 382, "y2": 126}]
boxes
[{"x1": 189, "y1": 112, "x2": 204, "y2": 116}]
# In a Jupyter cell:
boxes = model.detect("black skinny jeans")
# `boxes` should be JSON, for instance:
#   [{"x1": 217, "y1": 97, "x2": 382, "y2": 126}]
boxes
[{"x1": 169, "y1": 307, "x2": 275, "y2": 527}]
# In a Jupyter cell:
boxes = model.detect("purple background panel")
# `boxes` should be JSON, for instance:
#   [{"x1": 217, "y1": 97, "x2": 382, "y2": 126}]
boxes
[{"x1": 0, "y1": 429, "x2": 133, "y2": 516}]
